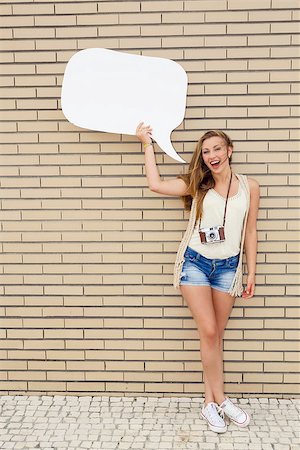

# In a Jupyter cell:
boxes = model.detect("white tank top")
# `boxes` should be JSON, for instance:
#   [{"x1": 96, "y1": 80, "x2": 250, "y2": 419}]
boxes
[{"x1": 188, "y1": 181, "x2": 247, "y2": 259}]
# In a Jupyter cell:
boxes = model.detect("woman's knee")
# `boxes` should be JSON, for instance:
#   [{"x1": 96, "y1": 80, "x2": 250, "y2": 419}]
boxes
[{"x1": 200, "y1": 323, "x2": 220, "y2": 344}]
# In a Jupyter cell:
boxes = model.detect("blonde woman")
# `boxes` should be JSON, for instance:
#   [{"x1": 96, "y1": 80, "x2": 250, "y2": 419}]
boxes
[{"x1": 136, "y1": 122, "x2": 260, "y2": 433}]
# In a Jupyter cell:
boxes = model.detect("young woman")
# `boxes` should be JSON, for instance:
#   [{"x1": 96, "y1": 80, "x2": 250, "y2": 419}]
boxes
[{"x1": 136, "y1": 122, "x2": 260, "y2": 434}]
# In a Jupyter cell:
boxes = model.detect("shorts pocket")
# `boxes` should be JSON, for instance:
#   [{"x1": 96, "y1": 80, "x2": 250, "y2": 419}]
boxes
[
  {"x1": 180, "y1": 270, "x2": 188, "y2": 282},
  {"x1": 184, "y1": 249, "x2": 197, "y2": 262},
  {"x1": 226, "y1": 255, "x2": 239, "y2": 269},
  {"x1": 184, "y1": 249, "x2": 197, "y2": 263}
]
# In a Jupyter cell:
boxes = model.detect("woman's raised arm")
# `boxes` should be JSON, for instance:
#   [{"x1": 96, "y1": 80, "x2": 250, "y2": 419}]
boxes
[{"x1": 136, "y1": 122, "x2": 189, "y2": 197}]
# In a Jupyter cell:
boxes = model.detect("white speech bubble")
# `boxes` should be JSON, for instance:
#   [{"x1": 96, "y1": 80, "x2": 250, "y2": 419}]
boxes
[{"x1": 61, "y1": 48, "x2": 187, "y2": 163}]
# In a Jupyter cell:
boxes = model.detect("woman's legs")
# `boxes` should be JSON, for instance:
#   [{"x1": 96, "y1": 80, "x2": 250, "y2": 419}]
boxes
[
  {"x1": 204, "y1": 288, "x2": 236, "y2": 404},
  {"x1": 180, "y1": 285, "x2": 236, "y2": 405}
]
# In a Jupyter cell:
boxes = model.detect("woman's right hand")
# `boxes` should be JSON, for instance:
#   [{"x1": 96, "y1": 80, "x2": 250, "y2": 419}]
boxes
[{"x1": 136, "y1": 122, "x2": 153, "y2": 145}]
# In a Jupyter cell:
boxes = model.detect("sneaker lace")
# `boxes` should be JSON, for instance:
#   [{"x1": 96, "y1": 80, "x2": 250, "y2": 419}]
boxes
[
  {"x1": 215, "y1": 403, "x2": 225, "y2": 420},
  {"x1": 223, "y1": 399, "x2": 244, "y2": 420},
  {"x1": 206, "y1": 403, "x2": 225, "y2": 424}
]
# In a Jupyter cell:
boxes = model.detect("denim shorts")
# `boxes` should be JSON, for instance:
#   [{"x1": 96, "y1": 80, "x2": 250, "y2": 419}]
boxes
[{"x1": 179, "y1": 246, "x2": 240, "y2": 293}]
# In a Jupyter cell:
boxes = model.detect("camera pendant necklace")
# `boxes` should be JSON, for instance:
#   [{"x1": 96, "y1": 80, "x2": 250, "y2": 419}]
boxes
[{"x1": 198, "y1": 170, "x2": 233, "y2": 244}]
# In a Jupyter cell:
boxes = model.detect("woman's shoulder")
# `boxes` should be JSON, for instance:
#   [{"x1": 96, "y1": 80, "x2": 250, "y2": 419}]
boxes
[
  {"x1": 240, "y1": 175, "x2": 260, "y2": 198},
  {"x1": 247, "y1": 177, "x2": 259, "y2": 188},
  {"x1": 235, "y1": 172, "x2": 259, "y2": 188},
  {"x1": 247, "y1": 178, "x2": 260, "y2": 201}
]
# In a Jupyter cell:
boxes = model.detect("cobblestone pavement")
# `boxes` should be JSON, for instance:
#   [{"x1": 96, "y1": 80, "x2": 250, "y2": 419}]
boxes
[{"x1": 0, "y1": 395, "x2": 299, "y2": 450}]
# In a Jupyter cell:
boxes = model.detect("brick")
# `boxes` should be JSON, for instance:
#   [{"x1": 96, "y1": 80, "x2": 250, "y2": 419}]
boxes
[
  {"x1": 228, "y1": 95, "x2": 269, "y2": 105},
  {"x1": 270, "y1": 117, "x2": 299, "y2": 128},
  {"x1": 0, "y1": 381, "x2": 27, "y2": 390},
  {"x1": 251, "y1": 34, "x2": 292, "y2": 47},
  {"x1": 147, "y1": 382, "x2": 184, "y2": 393},
  {"x1": 244, "y1": 373, "x2": 282, "y2": 382},
  {"x1": 142, "y1": 1, "x2": 183, "y2": 12},
  {"x1": 284, "y1": 374, "x2": 300, "y2": 383},
  {"x1": 0, "y1": 15, "x2": 34, "y2": 26},
  {"x1": 228, "y1": 118, "x2": 269, "y2": 129},
  {"x1": 77, "y1": 37, "x2": 119, "y2": 50},
  {"x1": 205, "y1": 11, "x2": 247, "y2": 22},
  {"x1": 228, "y1": 72, "x2": 269, "y2": 82},
  {"x1": 36, "y1": 39, "x2": 77, "y2": 50},
  {"x1": 249, "y1": 130, "x2": 290, "y2": 141},
  {"x1": 18, "y1": 122, "x2": 58, "y2": 132},
  {"x1": 0, "y1": 86, "x2": 36, "y2": 98},
  {"x1": 205, "y1": 84, "x2": 247, "y2": 94},
  {"x1": 228, "y1": 0, "x2": 271, "y2": 8},
  {"x1": 183, "y1": 23, "x2": 225, "y2": 35},
  {"x1": 228, "y1": 47, "x2": 269, "y2": 58},
  {"x1": 205, "y1": 35, "x2": 247, "y2": 46},
  {"x1": 292, "y1": 59, "x2": 300, "y2": 70},
  {"x1": 34, "y1": 15, "x2": 76, "y2": 26},
  {"x1": 120, "y1": 12, "x2": 161, "y2": 24},
  {"x1": 15, "y1": 75, "x2": 56, "y2": 86},
  {"x1": 120, "y1": 37, "x2": 161, "y2": 48},
  {"x1": 245, "y1": 330, "x2": 284, "y2": 340},
  {"x1": 251, "y1": 84, "x2": 292, "y2": 95},
  {"x1": 106, "y1": 382, "x2": 144, "y2": 392},
  {"x1": 248, "y1": 106, "x2": 290, "y2": 117},
  {"x1": 185, "y1": 1, "x2": 227, "y2": 10},
  {"x1": 55, "y1": 2, "x2": 97, "y2": 14},
  {"x1": 102, "y1": 1, "x2": 141, "y2": 13},
  {"x1": 227, "y1": 23, "x2": 270, "y2": 34},
  {"x1": 100, "y1": 24, "x2": 139, "y2": 37},
  {"x1": 273, "y1": 0, "x2": 300, "y2": 7},
  {"x1": 272, "y1": 46, "x2": 299, "y2": 58},
  {"x1": 0, "y1": 4, "x2": 12, "y2": 14},
  {"x1": 225, "y1": 362, "x2": 264, "y2": 373},
  {"x1": 271, "y1": 21, "x2": 300, "y2": 33},
  {"x1": 1, "y1": 40, "x2": 35, "y2": 51},
  {"x1": 13, "y1": 4, "x2": 54, "y2": 14},
  {"x1": 249, "y1": 10, "x2": 291, "y2": 21},
  {"x1": 28, "y1": 381, "x2": 66, "y2": 391},
  {"x1": 0, "y1": 28, "x2": 13, "y2": 38},
  {"x1": 56, "y1": 26, "x2": 97, "y2": 38},
  {"x1": 263, "y1": 383, "x2": 299, "y2": 393},
  {"x1": 77, "y1": 13, "x2": 118, "y2": 25},
  {"x1": 13, "y1": 27, "x2": 55, "y2": 38},
  {"x1": 249, "y1": 59, "x2": 291, "y2": 70},
  {"x1": 15, "y1": 52, "x2": 56, "y2": 63},
  {"x1": 162, "y1": 36, "x2": 204, "y2": 47},
  {"x1": 36, "y1": 62, "x2": 67, "y2": 74}
]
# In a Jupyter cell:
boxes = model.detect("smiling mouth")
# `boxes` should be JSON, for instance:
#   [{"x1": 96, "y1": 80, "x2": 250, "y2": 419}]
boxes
[{"x1": 210, "y1": 161, "x2": 220, "y2": 168}]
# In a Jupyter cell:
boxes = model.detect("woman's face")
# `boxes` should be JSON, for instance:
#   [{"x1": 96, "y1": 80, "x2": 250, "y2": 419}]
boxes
[{"x1": 201, "y1": 136, "x2": 232, "y2": 172}]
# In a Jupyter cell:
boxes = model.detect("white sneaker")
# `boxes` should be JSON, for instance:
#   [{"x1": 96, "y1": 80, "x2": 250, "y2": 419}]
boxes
[
  {"x1": 219, "y1": 397, "x2": 250, "y2": 427},
  {"x1": 201, "y1": 401, "x2": 227, "y2": 433}
]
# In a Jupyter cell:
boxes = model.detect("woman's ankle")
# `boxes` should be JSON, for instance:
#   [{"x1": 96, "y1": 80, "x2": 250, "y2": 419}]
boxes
[
  {"x1": 215, "y1": 395, "x2": 226, "y2": 405},
  {"x1": 204, "y1": 398, "x2": 215, "y2": 406}
]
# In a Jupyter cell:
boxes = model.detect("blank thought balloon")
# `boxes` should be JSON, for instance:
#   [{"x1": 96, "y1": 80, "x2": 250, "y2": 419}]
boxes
[{"x1": 61, "y1": 48, "x2": 187, "y2": 163}]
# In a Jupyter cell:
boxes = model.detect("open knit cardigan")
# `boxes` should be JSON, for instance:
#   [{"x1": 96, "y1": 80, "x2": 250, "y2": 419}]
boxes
[{"x1": 173, "y1": 173, "x2": 250, "y2": 297}]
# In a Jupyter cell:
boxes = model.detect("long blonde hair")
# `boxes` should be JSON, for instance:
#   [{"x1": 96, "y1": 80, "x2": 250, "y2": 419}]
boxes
[{"x1": 177, "y1": 130, "x2": 233, "y2": 219}]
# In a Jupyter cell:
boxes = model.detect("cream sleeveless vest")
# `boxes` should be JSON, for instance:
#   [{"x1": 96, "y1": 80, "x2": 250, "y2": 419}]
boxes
[
  {"x1": 188, "y1": 179, "x2": 247, "y2": 259},
  {"x1": 173, "y1": 173, "x2": 250, "y2": 297}
]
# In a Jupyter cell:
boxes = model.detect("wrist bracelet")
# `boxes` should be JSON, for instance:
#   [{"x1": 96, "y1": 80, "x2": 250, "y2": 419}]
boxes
[{"x1": 143, "y1": 142, "x2": 153, "y2": 149}]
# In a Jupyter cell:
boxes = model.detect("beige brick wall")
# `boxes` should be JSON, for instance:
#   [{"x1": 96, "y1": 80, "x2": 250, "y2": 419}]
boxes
[{"x1": 0, "y1": 1, "x2": 299, "y2": 398}]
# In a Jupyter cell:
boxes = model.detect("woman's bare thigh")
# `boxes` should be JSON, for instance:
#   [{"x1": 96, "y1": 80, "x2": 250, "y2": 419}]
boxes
[
  {"x1": 211, "y1": 288, "x2": 236, "y2": 336},
  {"x1": 180, "y1": 285, "x2": 217, "y2": 335}
]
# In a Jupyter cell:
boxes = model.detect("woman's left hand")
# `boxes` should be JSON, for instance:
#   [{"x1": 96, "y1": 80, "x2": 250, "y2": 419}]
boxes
[{"x1": 242, "y1": 274, "x2": 255, "y2": 299}]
